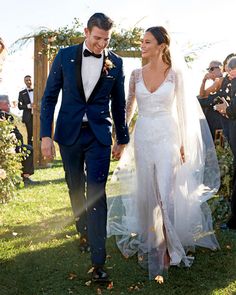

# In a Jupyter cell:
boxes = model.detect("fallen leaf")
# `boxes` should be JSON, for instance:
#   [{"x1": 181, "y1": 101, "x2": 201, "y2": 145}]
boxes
[
  {"x1": 87, "y1": 267, "x2": 94, "y2": 274},
  {"x1": 226, "y1": 245, "x2": 231, "y2": 249},
  {"x1": 155, "y1": 275, "x2": 164, "y2": 284},
  {"x1": 107, "y1": 282, "x2": 114, "y2": 290},
  {"x1": 68, "y1": 273, "x2": 77, "y2": 280},
  {"x1": 12, "y1": 232, "x2": 18, "y2": 236},
  {"x1": 66, "y1": 234, "x2": 72, "y2": 239},
  {"x1": 85, "y1": 280, "x2": 92, "y2": 286},
  {"x1": 97, "y1": 288, "x2": 102, "y2": 294}
]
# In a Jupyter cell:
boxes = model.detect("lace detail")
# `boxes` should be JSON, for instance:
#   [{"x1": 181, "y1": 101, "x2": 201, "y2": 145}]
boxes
[
  {"x1": 108, "y1": 65, "x2": 220, "y2": 280},
  {"x1": 126, "y1": 69, "x2": 139, "y2": 125}
]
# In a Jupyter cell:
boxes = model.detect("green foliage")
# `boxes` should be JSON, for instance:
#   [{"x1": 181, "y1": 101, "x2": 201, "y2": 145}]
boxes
[
  {"x1": 209, "y1": 142, "x2": 234, "y2": 224},
  {"x1": 10, "y1": 18, "x2": 143, "y2": 61},
  {"x1": 109, "y1": 26, "x2": 143, "y2": 51},
  {"x1": 0, "y1": 118, "x2": 23, "y2": 203}
]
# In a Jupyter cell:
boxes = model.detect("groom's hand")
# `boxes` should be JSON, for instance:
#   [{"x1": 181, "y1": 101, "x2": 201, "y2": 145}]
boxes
[
  {"x1": 112, "y1": 143, "x2": 126, "y2": 160},
  {"x1": 41, "y1": 137, "x2": 56, "y2": 160}
]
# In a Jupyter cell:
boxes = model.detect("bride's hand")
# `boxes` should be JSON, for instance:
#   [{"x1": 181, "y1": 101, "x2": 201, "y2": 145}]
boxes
[
  {"x1": 112, "y1": 142, "x2": 126, "y2": 160},
  {"x1": 180, "y1": 145, "x2": 185, "y2": 163}
]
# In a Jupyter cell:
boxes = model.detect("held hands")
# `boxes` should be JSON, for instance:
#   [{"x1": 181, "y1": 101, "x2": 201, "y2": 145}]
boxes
[
  {"x1": 41, "y1": 137, "x2": 56, "y2": 160},
  {"x1": 112, "y1": 142, "x2": 126, "y2": 160}
]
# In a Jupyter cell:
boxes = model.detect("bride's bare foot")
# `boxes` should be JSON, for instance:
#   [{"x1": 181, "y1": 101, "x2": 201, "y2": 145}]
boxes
[{"x1": 164, "y1": 251, "x2": 170, "y2": 269}]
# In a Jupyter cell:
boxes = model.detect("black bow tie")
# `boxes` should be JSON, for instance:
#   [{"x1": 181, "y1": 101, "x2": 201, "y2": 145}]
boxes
[
  {"x1": 28, "y1": 89, "x2": 33, "y2": 92},
  {"x1": 83, "y1": 49, "x2": 102, "y2": 59}
]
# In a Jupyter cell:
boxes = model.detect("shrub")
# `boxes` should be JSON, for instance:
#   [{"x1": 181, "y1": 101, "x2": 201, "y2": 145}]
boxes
[{"x1": 0, "y1": 118, "x2": 23, "y2": 203}]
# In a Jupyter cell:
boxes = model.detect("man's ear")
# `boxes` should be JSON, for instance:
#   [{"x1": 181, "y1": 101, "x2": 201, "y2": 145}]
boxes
[{"x1": 84, "y1": 28, "x2": 89, "y2": 38}]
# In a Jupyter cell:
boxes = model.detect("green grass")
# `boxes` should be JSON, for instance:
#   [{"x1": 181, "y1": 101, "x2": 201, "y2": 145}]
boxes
[{"x1": 0, "y1": 158, "x2": 236, "y2": 295}]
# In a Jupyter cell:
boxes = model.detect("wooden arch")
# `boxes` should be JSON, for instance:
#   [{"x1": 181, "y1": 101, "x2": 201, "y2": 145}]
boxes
[{"x1": 33, "y1": 36, "x2": 142, "y2": 167}]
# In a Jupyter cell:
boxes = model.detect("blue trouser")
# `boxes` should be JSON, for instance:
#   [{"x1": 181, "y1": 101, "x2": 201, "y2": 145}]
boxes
[{"x1": 59, "y1": 126, "x2": 111, "y2": 265}]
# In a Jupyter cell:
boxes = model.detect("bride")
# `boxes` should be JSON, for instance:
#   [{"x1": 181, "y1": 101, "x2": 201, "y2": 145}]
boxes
[{"x1": 108, "y1": 26, "x2": 220, "y2": 280}]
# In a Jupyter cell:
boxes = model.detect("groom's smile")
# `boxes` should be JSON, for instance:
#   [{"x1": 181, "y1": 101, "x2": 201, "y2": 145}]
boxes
[{"x1": 84, "y1": 26, "x2": 111, "y2": 55}]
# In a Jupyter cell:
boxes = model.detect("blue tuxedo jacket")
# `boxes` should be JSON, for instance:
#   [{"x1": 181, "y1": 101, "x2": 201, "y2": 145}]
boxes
[{"x1": 40, "y1": 43, "x2": 129, "y2": 146}]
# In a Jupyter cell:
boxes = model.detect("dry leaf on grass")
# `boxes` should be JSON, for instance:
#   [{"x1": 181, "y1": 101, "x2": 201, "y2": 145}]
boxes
[
  {"x1": 68, "y1": 273, "x2": 77, "y2": 280},
  {"x1": 155, "y1": 275, "x2": 164, "y2": 284}
]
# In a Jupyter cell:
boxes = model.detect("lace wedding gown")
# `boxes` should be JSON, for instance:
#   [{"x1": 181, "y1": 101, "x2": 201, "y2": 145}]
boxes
[{"x1": 107, "y1": 67, "x2": 220, "y2": 279}]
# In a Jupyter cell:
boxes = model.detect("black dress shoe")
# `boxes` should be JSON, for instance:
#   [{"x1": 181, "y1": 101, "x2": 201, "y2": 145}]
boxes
[
  {"x1": 79, "y1": 236, "x2": 90, "y2": 253},
  {"x1": 23, "y1": 177, "x2": 39, "y2": 186},
  {"x1": 92, "y1": 266, "x2": 110, "y2": 283},
  {"x1": 220, "y1": 223, "x2": 236, "y2": 230},
  {"x1": 227, "y1": 217, "x2": 236, "y2": 230}
]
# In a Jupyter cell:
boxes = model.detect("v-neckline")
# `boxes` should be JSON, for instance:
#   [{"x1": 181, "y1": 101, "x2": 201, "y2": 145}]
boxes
[{"x1": 141, "y1": 68, "x2": 172, "y2": 94}]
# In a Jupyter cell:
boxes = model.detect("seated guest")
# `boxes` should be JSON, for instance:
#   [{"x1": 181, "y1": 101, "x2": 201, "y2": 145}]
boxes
[{"x1": 0, "y1": 94, "x2": 36, "y2": 185}]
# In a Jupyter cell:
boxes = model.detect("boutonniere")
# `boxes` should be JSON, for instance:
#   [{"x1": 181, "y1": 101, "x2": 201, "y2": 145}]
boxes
[{"x1": 103, "y1": 57, "x2": 115, "y2": 75}]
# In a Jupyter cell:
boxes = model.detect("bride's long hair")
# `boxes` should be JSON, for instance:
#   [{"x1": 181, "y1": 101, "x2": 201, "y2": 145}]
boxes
[{"x1": 146, "y1": 26, "x2": 171, "y2": 70}]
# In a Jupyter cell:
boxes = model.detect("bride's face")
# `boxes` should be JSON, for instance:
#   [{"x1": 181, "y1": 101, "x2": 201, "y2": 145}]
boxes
[{"x1": 141, "y1": 32, "x2": 163, "y2": 59}]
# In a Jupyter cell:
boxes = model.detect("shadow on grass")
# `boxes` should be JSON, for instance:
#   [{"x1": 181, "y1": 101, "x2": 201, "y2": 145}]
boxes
[{"x1": 0, "y1": 225, "x2": 236, "y2": 295}]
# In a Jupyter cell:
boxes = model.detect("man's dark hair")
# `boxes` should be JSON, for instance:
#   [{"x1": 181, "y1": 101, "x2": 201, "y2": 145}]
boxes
[
  {"x1": 87, "y1": 13, "x2": 113, "y2": 31},
  {"x1": 24, "y1": 75, "x2": 31, "y2": 79}
]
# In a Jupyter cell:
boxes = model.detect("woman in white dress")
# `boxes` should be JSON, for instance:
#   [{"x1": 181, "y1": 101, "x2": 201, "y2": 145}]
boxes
[{"x1": 108, "y1": 26, "x2": 220, "y2": 281}]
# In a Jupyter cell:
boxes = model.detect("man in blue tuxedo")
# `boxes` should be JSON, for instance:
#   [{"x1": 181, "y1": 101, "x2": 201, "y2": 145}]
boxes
[{"x1": 40, "y1": 13, "x2": 129, "y2": 281}]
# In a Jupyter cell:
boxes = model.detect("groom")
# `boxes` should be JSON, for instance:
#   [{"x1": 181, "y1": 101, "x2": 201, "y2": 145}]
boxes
[{"x1": 40, "y1": 13, "x2": 129, "y2": 281}]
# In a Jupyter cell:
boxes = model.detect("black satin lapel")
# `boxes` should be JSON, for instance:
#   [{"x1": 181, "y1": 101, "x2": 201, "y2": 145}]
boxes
[
  {"x1": 87, "y1": 51, "x2": 107, "y2": 103},
  {"x1": 76, "y1": 43, "x2": 86, "y2": 101}
]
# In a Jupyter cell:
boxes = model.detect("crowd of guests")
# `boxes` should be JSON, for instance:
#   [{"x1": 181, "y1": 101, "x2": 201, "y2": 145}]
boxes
[{"x1": 198, "y1": 53, "x2": 236, "y2": 230}]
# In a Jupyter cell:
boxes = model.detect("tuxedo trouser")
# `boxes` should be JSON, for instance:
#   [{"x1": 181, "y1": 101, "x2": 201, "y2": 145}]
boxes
[
  {"x1": 16, "y1": 144, "x2": 34, "y2": 175},
  {"x1": 25, "y1": 115, "x2": 33, "y2": 145},
  {"x1": 59, "y1": 127, "x2": 111, "y2": 265}
]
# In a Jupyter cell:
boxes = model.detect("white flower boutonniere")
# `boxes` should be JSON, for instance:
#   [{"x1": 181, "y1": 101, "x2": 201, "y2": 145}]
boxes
[{"x1": 103, "y1": 58, "x2": 115, "y2": 75}]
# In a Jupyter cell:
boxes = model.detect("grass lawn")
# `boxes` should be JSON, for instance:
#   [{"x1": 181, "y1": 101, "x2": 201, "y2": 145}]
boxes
[{"x1": 0, "y1": 157, "x2": 236, "y2": 295}]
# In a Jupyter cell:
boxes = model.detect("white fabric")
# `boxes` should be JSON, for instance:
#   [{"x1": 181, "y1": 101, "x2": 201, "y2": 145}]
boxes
[
  {"x1": 27, "y1": 89, "x2": 34, "y2": 104},
  {"x1": 82, "y1": 42, "x2": 103, "y2": 100},
  {"x1": 107, "y1": 65, "x2": 220, "y2": 280}
]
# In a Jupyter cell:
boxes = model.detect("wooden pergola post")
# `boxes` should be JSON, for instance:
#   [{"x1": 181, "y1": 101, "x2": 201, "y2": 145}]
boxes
[{"x1": 33, "y1": 36, "x2": 49, "y2": 167}]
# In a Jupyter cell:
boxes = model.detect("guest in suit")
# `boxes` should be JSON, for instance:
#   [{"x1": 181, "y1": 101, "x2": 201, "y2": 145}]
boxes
[
  {"x1": 40, "y1": 13, "x2": 129, "y2": 282},
  {"x1": 215, "y1": 56, "x2": 236, "y2": 230},
  {"x1": 0, "y1": 94, "x2": 35, "y2": 186},
  {"x1": 18, "y1": 75, "x2": 33, "y2": 145}
]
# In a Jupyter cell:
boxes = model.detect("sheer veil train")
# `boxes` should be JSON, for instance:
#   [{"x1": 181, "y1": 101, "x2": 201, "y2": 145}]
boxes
[{"x1": 107, "y1": 38, "x2": 220, "y2": 279}]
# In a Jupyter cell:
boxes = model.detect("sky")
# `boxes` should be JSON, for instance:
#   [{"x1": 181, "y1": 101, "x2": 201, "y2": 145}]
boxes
[{"x1": 1, "y1": 0, "x2": 236, "y2": 109}]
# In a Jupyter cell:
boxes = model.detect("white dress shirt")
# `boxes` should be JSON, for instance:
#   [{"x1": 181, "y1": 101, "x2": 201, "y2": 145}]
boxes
[{"x1": 82, "y1": 43, "x2": 103, "y2": 121}]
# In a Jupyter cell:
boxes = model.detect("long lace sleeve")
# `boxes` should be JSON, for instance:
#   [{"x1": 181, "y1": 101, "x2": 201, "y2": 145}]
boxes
[
  {"x1": 175, "y1": 69, "x2": 186, "y2": 148},
  {"x1": 126, "y1": 70, "x2": 137, "y2": 126}
]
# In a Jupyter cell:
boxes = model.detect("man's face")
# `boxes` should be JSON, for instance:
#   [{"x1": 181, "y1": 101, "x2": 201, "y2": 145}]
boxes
[
  {"x1": 208, "y1": 64, "x2": 223, "y2": 79},
  {"x1": 24, "y1": 77, "x2": 32, "y2": 88},
  {"x1": 0, "y1": 100, "x2": 10, "y2": 112},
  {"x1": 84, "y1": 26, "x2": 111, "y2": 55}
]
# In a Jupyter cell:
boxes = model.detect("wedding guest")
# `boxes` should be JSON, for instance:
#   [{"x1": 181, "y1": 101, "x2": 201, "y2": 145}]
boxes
[
  {"x1": 0, "y1": 38, "x2": 6, "y2": 83},
  {"x1": 0, "y1": 94, "x2": 36, "y2": 185},
  {"x1": 198, "y1": 60, "x2": 224, "y2": 139},
  {"x1": 215, "y1": 56, "x2": 236, "y2": 230},
  {"x1": 18, "y1": 75, "x2": 34, "y2": 145},
  {"x1": 40, "y1": 13, "x2": 129, "y2": 282}
]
